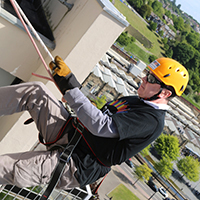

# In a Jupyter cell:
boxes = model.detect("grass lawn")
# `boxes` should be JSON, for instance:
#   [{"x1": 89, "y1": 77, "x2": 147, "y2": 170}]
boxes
[
  {"x1": 108, "y1": 184, "x2": 140, "y2": 200},
  {"x1": 182, "y1": 94, "x2": 200, "y2": 110},
  {"x1": 114, "y1": 0, "x2": 165, "y2": 58},
  {"x1": 125, "y1": 41, "x2": 151, "y2": 63}
]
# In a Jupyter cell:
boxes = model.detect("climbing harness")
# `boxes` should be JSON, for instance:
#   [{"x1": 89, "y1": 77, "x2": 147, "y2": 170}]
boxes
[{"x1": 39, "y1": 117, "x2": 83, "y2": 200}]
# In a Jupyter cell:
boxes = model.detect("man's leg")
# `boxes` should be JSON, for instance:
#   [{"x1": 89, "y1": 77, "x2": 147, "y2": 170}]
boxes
[
  {"x1": 0, "y1": 151, "x2": 58, "y2": 187},
  {"x1": 0, "y1": 81, "x2": 69, "y2": 143},
  {"x1": 0, "y1": 82, "x2": 79, "y2": 188}
]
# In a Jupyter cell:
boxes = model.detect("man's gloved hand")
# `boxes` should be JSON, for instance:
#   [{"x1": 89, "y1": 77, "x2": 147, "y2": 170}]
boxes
[
  {"x1": 49, "y1": 56, "x2": 81, "y2": 95},
  {"x1": 49, "y1": 56, "x2": 71, "y2": 77}
]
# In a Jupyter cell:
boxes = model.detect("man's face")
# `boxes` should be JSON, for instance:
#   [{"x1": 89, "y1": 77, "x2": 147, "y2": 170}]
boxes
[{"x1": 137, "y1": 71, "x2": 162, "y2": 99}]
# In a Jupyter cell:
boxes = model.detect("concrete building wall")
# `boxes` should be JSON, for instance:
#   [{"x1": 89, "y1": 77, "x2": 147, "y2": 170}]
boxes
[{"x1": 0, "y1": 0, "x2": 128, "y2": 154}]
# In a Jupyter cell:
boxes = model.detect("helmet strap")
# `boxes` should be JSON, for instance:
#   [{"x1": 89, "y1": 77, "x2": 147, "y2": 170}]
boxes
[{"x1": 143, "y1": 88, "x2": 163, "y2": 101}]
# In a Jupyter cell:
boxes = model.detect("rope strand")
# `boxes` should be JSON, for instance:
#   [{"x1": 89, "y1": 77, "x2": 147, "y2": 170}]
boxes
[{"x1": 9, "y1": 0, "x2": 62, "y2": 94}]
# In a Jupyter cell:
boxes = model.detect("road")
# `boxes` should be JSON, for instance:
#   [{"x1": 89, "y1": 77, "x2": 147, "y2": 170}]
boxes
[
  {"x1": 120, "y1": 162, "x2": 168, "y2": 200},
  {"x1": 98, "y1": 157, "x2": 174, "y2": 200}
]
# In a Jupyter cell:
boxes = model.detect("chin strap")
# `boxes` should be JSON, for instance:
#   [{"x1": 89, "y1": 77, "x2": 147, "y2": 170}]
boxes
[{"x1": 142, "y1": 87, "x2": 164, "y2": 101}]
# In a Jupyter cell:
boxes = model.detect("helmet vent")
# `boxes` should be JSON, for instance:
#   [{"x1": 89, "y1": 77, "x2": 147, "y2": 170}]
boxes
[
  {"x1": 183, "y1": 74, "x2": 187, "y2": 77},
  {"x1": 164, "y1": 74, "x2": 170, "y2": 78},
  {"x1": 176, "y1": 69, "x2": 180, "y2": 72},
  {"x1": 169, "y1": 66, "x2": 172, "y2": 69},
  {"x1": 180, "y1": 85, "x2": 184, "y2": 91}
]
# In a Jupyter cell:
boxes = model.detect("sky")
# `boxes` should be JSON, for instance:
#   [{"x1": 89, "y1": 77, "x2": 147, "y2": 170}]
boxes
[{"x1": 175, "y1": 0, "x2": 200, "y2": 23}]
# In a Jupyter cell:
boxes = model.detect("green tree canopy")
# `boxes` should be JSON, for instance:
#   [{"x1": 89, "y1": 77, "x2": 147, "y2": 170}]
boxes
[
  {"x1": 186, "y1": 32, "x2": 200, "y2": 49},
  {"x1": 128, "y1": 0, "x2": 143, "y2": 8},
  {"x1": 149, "y1": 55, "x2": 157, "y2": 62},
  {"x1": 149, "y1": 21, "x2": 157, "y2": 31},
  {"x1": 152, "y1": 0, "x2": 162, "y2": 13},
  {"x1": 139, "y1": 4, "x2": 152, "y2": 18},
  {"x1": 162, "y1": 37, "x2": 168, "y2": 45},
  {"x1": 184, "y1": 85, "x2": 193, "y2": 95},
  {"x1": 93, "y1": 95, "x2": 107, "y2": 109},
  {"x1": 154, "y1": 156, "x2": 173, "y2": 179},
  {"x1": 133, "y1": 163, "x2": 152, "y2": 183},
  {"x1": 172, "y1": 42, "x2": 194, "y2": 65},
  {"x1": 177, "y1": 4, "x2": 181, "y2": 9},
  {"x1": 193, "y1": 95, "x2": 200, "y2": 103},
  {"x1": 165, "y1": 9, "x2": 172, "y2": 19},
  {"x1": 165, "y1": 48, "x2": 173, "y2": 58},
  {"x1": 186, "y1": 50, "x2": 200, "y2": 71},
  {"x1": 116, "y1": 32, "x2": 131, "y2": 46},
  {"x1": 147, "y1": 0, "x2": 153, "y2": 7},
  {"x1": 140, "y1": 144, "x2": 151, "y2": 157},
  {"x1": 182, "y1": 23, "x2": 191, "y2": 35},
  {"x1": 158, "y1": 30, "x2": 164, "y2": 37},
  {"x1": 154, "y1": 133, "x2": 180, "y2": 161},
  {"x1": 174, "y1": 17, "x2": 184, "y2": 31},
  {"x1": 177, "y1": 156, "x2": 200, "y2": 182}
]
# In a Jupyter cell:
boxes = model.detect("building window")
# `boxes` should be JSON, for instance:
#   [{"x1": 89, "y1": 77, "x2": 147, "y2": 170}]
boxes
[
  {"x1": 1, "y1": 0, "x2": 55, "y2": 49},
  {"x1": 86, "y1": 82, "x2": 93, "y2": 89}
]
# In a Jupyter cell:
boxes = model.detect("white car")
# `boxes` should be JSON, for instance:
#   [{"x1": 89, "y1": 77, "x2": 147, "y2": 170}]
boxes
[{"x1": 158, "y1": 187, "x2": 168, "y2": 198}]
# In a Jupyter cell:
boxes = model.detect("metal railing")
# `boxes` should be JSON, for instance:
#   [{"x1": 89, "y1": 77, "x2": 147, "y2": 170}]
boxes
[{"x1": 0, "y1": 184, "x2": 92, "y2": 200}]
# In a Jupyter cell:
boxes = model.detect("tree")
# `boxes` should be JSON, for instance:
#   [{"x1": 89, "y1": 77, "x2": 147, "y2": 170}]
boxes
[
  {"x1": 164, "y1": 43, "x2": 169, "y2": 51},
  {"x1": 140, "y1": 144, "x2": 151, "y2": 157},
  {"x1": 154, "y1": 156, "x2": 173, "y2": 179},
  {"x1": 172, "y1": 42, "x2": 194, "y2": 65},
  {"x1": 171, "y1": 14, "x2": 177, "y2": 24},
  {"x1": 184, "y1": 85, "x2": 193, "y2": 95},
  {"x1": 147, "y1": 0, "x2": 153, "y2": 7},
  {"x1": 152, "y1": 1, "x2": 162, "y2": 13},
  {"x1": 165, "y1": 48, "x2": 173, "y2": 58},
  {"x1": 149, "y1": 21, "x2": 157, "y2": 31},
  {"x1": 93, "y1": 95, "x2": 107, "y2": 109},
  {"x1": 186, "y1": 32, "x2": 200, "y2": 49},
  {"x1": 182, "y1": 23, "x2": 191, "y2": 35},
  {"x1": 133, "y1": 163, "x2": 152, "y2": 185},
  {"x1": 154, "y1": 133, "x2": 180, "y2": 161},
  {"x1": 116, "y1": 32, "x2": 131, "y2": 46},
  {"x1": 177, "y1": 4, "x2": 181, "y2": 10},
  {"x1": 139, "y1": 4, "x2": 152, "y2": 18},
  {"x1": 131, "y1": 36, "x2": 136, "y2": 43},
  {"x1": 174, "y1": 17, "x2": 184, "y2": 31},
  {"x1": 177, "y1": 156, "x2": 200, "y2": 182},
  {"x1": 165, "y1": 10, "x2": 172, "y2": 19},
  {"x1": 193, "y1": 95, "x2": 200, "y2": 103},
  {"x1": 149, "y1": 55, "x2": 157, "y2": 62},
  {"x1": 186, "y1": 50, "x2": 200, "y2": 71},
  {"x1": 162, "y1": 37, "x2": 168, "y2": 45},
  {"x1": 191, "y1": 73, "x2": 200, "y2": 93},
  {"x1": 168, "y1": 24, "x2": 176, "y2": 33},
  {"x1": 158, "y1": 30, "x2": 164, "y2": 37},
  {"x1": 128, "y1": 0, "x2": 143, "y2": 9}
]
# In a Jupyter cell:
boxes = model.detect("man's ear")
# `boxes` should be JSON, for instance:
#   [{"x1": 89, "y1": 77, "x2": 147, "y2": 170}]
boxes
[{"x1": 159, "y1": 88, "x2": 172, "y2": 99}]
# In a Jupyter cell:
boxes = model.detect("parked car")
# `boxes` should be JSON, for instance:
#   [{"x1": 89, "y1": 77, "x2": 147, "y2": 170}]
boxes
[
  {"x1": 159, "y1": 187, "x2": 168, "y2": 198},
  {"x1": 125, "y1": 158, "x2": 134, "y2": 168},
  {"x1": 186, "y1": 182, "x2": 191, "y2": 187},
  {"x1": 164, "y1": 198, "x2": 171, "y2": 200},
  {"x1": 177, "y1": 126, "x2": 184, "y2": 134},
  {"x1": 147, "y1": 177, "x2": 158, "y2": 192}
]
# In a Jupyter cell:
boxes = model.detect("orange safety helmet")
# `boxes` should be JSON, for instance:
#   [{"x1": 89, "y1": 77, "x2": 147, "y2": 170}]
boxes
[{"x1": 148, "y1": 57, "x2": 189, "y2": 96}]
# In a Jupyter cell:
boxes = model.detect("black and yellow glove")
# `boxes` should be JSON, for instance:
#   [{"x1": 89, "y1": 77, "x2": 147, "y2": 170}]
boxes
[{"x1": 49, "y1": 56, "x2": 81, "y2": 94}]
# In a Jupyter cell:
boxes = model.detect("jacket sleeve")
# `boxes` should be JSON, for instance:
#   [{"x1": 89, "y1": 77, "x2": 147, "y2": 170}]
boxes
[{"x1": 63, "y1": 88, "x2": 119, "y2": 138}]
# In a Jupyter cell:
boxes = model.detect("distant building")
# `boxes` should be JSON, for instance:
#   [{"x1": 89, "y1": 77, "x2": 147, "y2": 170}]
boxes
[
  {"x1": 194, "y1": 25, "x2": 200, "y2": 33},
  {"x1": 157, "y1": 24, "x2": 176, "y2": 40},
  {"x1": 81, "y1": 53, "x2": 140, "y2": 102},
  {"x1": 149, "y1": 12, "x2": 176, "y2": 40},
  {"x1": 163, "y1": 14, "x2": 174, "y2": 26}
]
